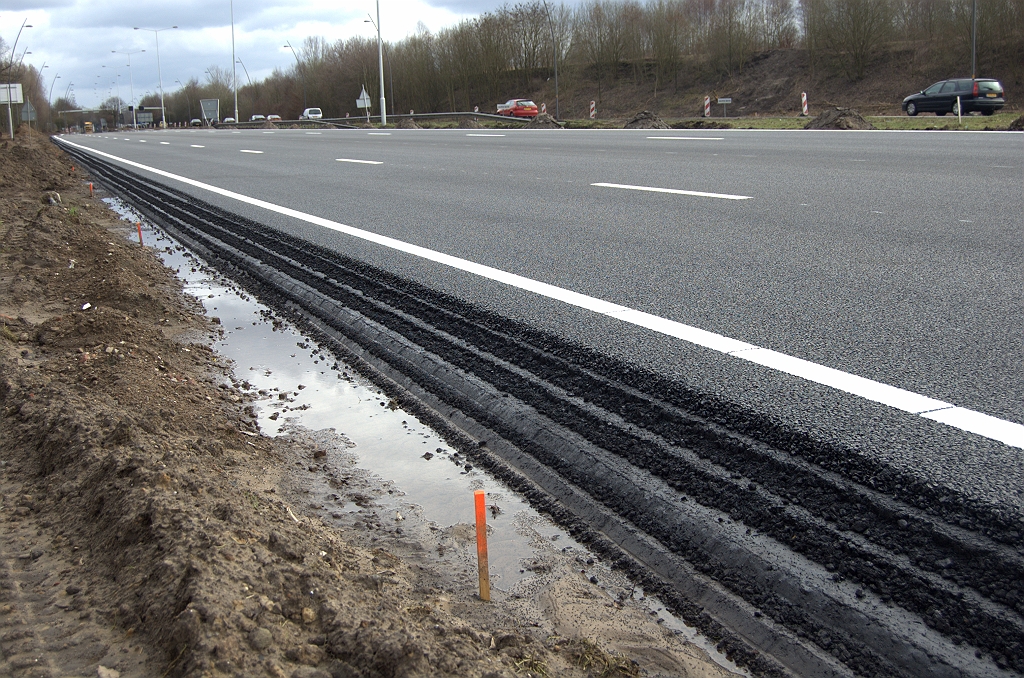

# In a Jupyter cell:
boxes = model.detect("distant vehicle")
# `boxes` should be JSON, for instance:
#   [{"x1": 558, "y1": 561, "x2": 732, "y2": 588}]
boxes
[
  {"x1": 223, "y1": 117, "x2": 236, "y2": 123},
  {"x1": 83, "y1": 121, "x2": 94, "y2": 133},
  {"x1": 300, "y1": 108, "x2": 323, "y2": 120},
  {"x1": 190, "y1": 118, "x2": 203, "y2": 127},
  {"x1": 250, "y1": 114, "x2": 266, "y2": 122},
  {"x1": 902, "y1": 78, "x2": 1004, "y2": 116},
  {"x1": 496, "y1": 99, "x2": 539, "y2": 118},
  {"x1": 267, "y1": 114, "x2": 281, "y2": 121}
]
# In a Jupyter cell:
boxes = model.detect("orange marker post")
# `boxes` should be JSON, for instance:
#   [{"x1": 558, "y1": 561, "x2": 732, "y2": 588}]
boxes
[
  {"x1": 474, "y1": 489, "x2": 490, "y2": 601},
  {"x1": 136, "y1": 222, "x2": 143, "y2": 245},
  {"x1": 88, "y1": 182, "x2": 93, "y2": 197}
]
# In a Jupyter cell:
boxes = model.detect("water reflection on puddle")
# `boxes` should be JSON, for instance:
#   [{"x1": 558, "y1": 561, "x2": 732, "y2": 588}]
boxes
[{"x1": 104, "y1": 198, "x2": 744, "y2": 674}]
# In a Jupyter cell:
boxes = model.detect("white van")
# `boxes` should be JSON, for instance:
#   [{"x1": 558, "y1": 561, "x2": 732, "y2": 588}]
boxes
[{"x1": 300, "y1": 108, "x2": 323, "y2": 120}]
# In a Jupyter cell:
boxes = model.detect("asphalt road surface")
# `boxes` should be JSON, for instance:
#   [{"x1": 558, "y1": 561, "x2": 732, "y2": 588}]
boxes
[
  {"x1": 63, "y1": 127, "x2": 1023, "y2": 493},
  {"x1": 58, "y1": 127, "x2": 1024, "y2": 677}
]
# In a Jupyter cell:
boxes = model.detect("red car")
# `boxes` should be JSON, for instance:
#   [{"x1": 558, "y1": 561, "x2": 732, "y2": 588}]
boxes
[{"x1": 496, "y1": 99, "x2": 539, "y2": 118}]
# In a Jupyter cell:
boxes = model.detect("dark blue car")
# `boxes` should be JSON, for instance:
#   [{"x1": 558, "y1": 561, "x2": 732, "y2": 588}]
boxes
[{"x1": 902, "y1": 78, "x2": 1004, "y2": 116}]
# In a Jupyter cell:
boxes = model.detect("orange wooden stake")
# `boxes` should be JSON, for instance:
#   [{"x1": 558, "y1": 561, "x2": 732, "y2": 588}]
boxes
[
  {"x1": 88, "y1": 182, "x2": 93, "y2": 197},
  {"x1": 474, "y1": 489, "x2": 490, "y2": 601},
  {"x1": 136, "y1": 222, "x2": 143, "y2": 245}
]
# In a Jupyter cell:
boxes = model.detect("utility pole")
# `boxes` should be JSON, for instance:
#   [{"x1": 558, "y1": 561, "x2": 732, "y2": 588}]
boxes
[
  {"x1": 284, "y1": 41, "x2": 306, "y2": 110},
  {"x1": 5, "y1": 19, "x2": 32, "y2": 140},
  {"x1": 971, "y1": 0, "x2": 978, "y2": 79},
  {"x1": 231, "y1": 0, "x2": 239, "y2": 122},
  {"x1": 134, "y1": 26, "x2": 177, "y2": 127},
  {"x1": 375, "y1": 1, "x2": 386, "y2": 125},
  {"x1": 113, "y1": 49, "x2": 144, "y2": 128}
]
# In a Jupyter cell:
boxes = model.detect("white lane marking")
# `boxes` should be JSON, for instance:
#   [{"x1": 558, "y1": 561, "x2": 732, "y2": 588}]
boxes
[
  {"x1": 263, "y1": 131, "x2": 275, "y2": 134},
  {"x1": 991, "y1": 165, "x2": 1014, "y2": 169},
  {"x1": 160, "y1": 141, "x2": 170, "y2": 145},
  {"x1": 139, "y1": 140, "x2": 147, "y2": 143},
  {"x1": 336, "y1": 158, "x2": 383, "y2": 165},
  {"x1": 593, "y1": 182, "x2": 751, "y2": 201},
  {"x1": 54, "y1": 137, "x2": 1024, "y2": 450},
  {"x1": 191, "y1": 145, "x2": 205, "y2": 148},
  {"x1": 367, "y1": 132, "x2": 391, "y2": 135},
  {"x1": 647, "y1": 136, "x2": 724, "y2": 140},
  {"x1": 467, "y1": 133, "x2": 505, "y2": 137},
  {"x1": 240, "y1": 149, "x2": 263, "y2": 154},
  {"x1": 851, "y1": 159, "x2": 867, "y2": 162},
  {"x1": 306, "y1": 132, "x2": 322, "y2": 135}
]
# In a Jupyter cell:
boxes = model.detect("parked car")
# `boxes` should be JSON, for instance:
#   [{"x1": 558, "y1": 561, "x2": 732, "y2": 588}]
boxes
[
  {"x1": 223, "y1": 117, "x2": 236, "y2": 123},
  {"x1": 902, "y1": 78, "x2": 1005, "y2": 116},
  {"x1": 496, "y1": 99, "x2": 539, "y2": 118},
  {"x1": 190, "y1": 118, "x2": 203, "y2": 127},
  {"x1": 267, "y1": 114, "x2": 281, "y2": 121},
  {"x1": 300, "y1": 108, "x2": 323, "y2": 120},
  {"x1": 250, "y1": 114, "x2": 266, "y2": 122}
]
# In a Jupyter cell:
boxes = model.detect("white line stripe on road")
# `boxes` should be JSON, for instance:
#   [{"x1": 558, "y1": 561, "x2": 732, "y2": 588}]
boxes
[
  {"x1": 336, "y1": 159, "x2": 383, "y2": 165},
  {"x1": 240, "y1": 150, "x2": 263, "y2": 154},
  {"x1": 160, "y1": 142, "x2": 170, "y2": 145},
  {"x1": 54, "y1": 137, "x2": 1024, "y2": 449},
  {"x1": 467, "y1": 133, "x2": 505, "y2": 137},
  {"x1": 191, "y1": 145, "x2": 205, "y2": 148},
  {"x1": 646, "y1": 136, "x2": 724, "y2": 140},
  {"x1": 592, "y1": 182, "x2": 751, "y2": 201},
  {"x1": 367, "y1": 132, "x2": 391, "y2": 135}
]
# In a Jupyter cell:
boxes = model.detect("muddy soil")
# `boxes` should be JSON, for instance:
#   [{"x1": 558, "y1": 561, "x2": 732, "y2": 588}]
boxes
[
  {"x1": 622, "y1": 111, "x2": 669, "y2": 129},
  {"x1": 0, "y1": 128, "x2": 741, "y2": 677},
  {"x1": 523, "y1": 115, "x2": 563, "y2": 130},
  {"x1": 803, "y1": 108, "x2": 876, "y2": 130}
]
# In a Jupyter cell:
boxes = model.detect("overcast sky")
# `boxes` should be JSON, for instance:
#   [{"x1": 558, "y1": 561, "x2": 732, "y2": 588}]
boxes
[{"x1": 2, "y1": 0, "x2": 548, "y2": 109}]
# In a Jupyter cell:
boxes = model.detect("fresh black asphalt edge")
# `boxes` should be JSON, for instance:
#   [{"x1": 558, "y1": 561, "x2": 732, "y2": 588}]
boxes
[{"x1": 62, "y1": 141, "x2": 1024, "y2": 677}]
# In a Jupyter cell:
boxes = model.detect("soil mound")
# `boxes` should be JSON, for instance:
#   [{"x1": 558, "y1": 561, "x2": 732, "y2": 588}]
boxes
[
  {"x1": 623, "y1": 110, "x2": 669, "y2": 129},
  {"x1": 804, "y1": 107, "x2": 875, "y2": 130},
  {"x1": 457, "y1": 117, "x2": 483, "y2": 128},
  {"x1": 524, "y1": 113, "x2": 563, "y2": 129},
  {"x1": 670, "y1": 119, "x2": 731, "y2": 130},
  {"x1": 396, "y1": 117, "x2": 422, "y2": 129},
  {"x1": 1008, "y1": 115, "x2": 1024, "y2": 131}
]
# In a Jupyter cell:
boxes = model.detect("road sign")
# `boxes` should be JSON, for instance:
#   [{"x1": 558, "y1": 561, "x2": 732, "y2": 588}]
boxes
[
  {"x1": 356, "y1": 86, "x2": 372, "y2": 110},
  {"x1": 541, "y1": 103, "x2": 546, "y2": 114},
  {"x1": 589, "y1": 100, "x2": 596, "y2": 119},
  {"x1": 137, "y1": 112, "x2": 153, "y2": 124},
  {"x1": 717, "y1": 98, "x2": 732, "y2": 104},
  {"x1": 704, "y1": 96, "x2": 711, "y2": 117},
  {"x1": 0, "y1": 84, "x2": 24, "y2": 105},
  {"x1": 200, "y1": 98, "x2": 220, "y2": 123},
  {"x1": 21, "y1": 100, "x2": 36, "y2": 122},
  {"x1": 801, "y1": 92, "x2": 809, "y2": 116}
]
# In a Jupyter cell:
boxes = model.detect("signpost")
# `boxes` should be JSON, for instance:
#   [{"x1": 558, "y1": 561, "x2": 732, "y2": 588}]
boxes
[
  {"x1": 704, "y1": 96, "x2": 711, "y2": 117},
  {"x1": 199, "y1": 98, "x2": 220, "y2": 125},
  {"x1": 21, "y1": 100, "x2": 36, "y2": 125},
  {"x1": 589, "y1": 100, "x2": 596, "y2": 119},
  {"x1": 3, "y1": 84, "x2": 24, "y2": 139},
  {"x1": 137, "y1": 111, "x2": 154, "y2": 125},
  {"x1": 717, "y1": 97, "x2": 732, "y2": 117},
  {"x1": 801, "y1": 92, "x2": 809, "y2": 116},
  {"x1": 356, "y1": 85, "x2": 372, "y2": 123}
]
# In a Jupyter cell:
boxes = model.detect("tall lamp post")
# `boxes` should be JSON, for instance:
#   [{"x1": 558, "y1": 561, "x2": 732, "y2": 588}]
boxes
[
  {"x1": 284, "y1": 41, "x2": 306, "y2": 110},
  {"x1": 236, "y1": 58, "x2": 256, "y2": 119},
  {"x1": 373, "y1": 1, "x2": 386, "y2": 125},
  {"x1": 364, "y1": 14, "x2": 394, "y2": 117},
  {"x1": 133, "y1": 25, "x2": 177, "y2": 127},
  {"x1": 175, "y1": 79, "x2": 191, "y2": 121},
  {"x1": 541, "y1": 0, "x2": 559, "y2": 120},
  {"x1": 113, "y1": 49, "x2": 144, "y2": 129},
  {"x1": 5, "y1": 19, "x2": 32, "y2": 140},
  {"x1": 231, "y1": 0, "x2": 239, "y2": 123},
  {"x1": 971, "y1": 0, "x2": 978, "y2": 78},
  {"x1": 48, "y1": 73, "x2": 60, "y2": 131}
]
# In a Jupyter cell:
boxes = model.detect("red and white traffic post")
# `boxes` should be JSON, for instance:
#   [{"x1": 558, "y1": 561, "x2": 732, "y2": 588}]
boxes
[
  {"x1": 589, "y1": 100, "x2": 596, "y2": 119},
  {"x1": 801, "y1": 92, "x2": 809, "y2": 116},
  {"x1": 704, "y1": 96, "x2": 711, "y2": 117},
  {"x1": 541, "y1": 103, "x2": 546, "y2": 114}
]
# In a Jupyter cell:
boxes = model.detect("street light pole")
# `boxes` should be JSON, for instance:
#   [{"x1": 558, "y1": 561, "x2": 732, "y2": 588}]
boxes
[
  {"x1": 134, "y1": 26, "x2": 177, "y2": 127},
  {"x1": 365, "y1": 14, "x2": 395, "y2": 117},
  {"x1": 971, "y1": 0, "x2": 978, "y2": 79},
  {"x1": 542, "y1": 0, "x2": 559, "y2": 120},
  {"x1": 231, "y1": 0, "x2": 239, "y2": 123},
  {"x1": 284, "y1": 42, "x2": 306, "y2": 110},
  {"x1": 175, "y1": 79, "x2": 191, "y2": 121},
  {"x1": 376, "y1": 1, "x2": 386, "y2": 126},
  {"x1": 6, "y1": 19, "x2": 32, "y2": 140},
  {"x1": 113, "y1": 49, "x2": 144, "y2": 129}
]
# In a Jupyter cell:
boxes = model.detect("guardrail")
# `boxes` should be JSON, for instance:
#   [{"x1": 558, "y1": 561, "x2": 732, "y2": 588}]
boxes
[{"x1": 215, "y1": 110, "x2": 533, "y2": 130}]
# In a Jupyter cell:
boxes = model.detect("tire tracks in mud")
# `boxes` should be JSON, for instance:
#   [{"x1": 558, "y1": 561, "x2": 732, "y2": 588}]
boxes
[{"x1": 61, "y1": 142, "x2": 1024, "y2": 678}]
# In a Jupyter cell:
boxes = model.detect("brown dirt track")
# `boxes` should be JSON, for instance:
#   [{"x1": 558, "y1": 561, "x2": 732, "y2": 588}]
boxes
[{"x1": 0, "y1": 128, "x2": 739, "y2": 678}]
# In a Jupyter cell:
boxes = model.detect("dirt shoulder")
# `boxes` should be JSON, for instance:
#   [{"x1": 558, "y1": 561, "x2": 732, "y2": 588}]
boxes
[{"x1": 0, "y1": 128, "x2": 739, "y2": 678}]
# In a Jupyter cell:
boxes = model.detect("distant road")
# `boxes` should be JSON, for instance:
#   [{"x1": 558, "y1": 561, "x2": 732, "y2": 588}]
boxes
[{"x1": 62, "y1": 128, "x2": 1023, "y2": 492}]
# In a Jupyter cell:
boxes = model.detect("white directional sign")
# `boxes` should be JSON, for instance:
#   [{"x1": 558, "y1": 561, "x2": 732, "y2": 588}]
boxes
[
  {"x1": 0, "y1": 84, "x2": 24, "y2": 105},
  {"x1": 717, "y1": 97, "x2": 732, "y2": 104},
  {"x1": 356, "y1": 86, "x2": 372, "y2": 110}
]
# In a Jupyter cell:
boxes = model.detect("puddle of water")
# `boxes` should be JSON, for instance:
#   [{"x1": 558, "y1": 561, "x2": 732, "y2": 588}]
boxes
[{"x1": 103, "y1": 197, "x2": 746, "y2": 675}]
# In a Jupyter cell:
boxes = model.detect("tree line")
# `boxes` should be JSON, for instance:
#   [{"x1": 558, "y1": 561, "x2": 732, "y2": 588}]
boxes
[{"x1": 4, "y1": 0, "x2": 1021, "y2": 130}]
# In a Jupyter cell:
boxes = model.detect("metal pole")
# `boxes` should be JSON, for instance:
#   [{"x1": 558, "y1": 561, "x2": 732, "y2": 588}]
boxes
[
  {"x1": 6, "y1": 19, "x2": 32, "y2": 140},
  {"x1": 285, "y1": 42, "x2": 306, "y2": 110},
  {"x1": 971, "y1": 0, "x2": 977, "y2": 79},
  {"x1": 231, "y1": 0, "x2": 239, "y2": 122},
  {"x1": 542, "y1": 0, "x2": 559, "y2": 119},
  {"x1": 377, "y1": 0, "x2": 386, "y2": 126},
  {"x1": 114, "y1": 50, "x2": 143, "y2": 129},
  {"x1": 133, "y1": 27, "x2": 176, "y2": 127}
]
